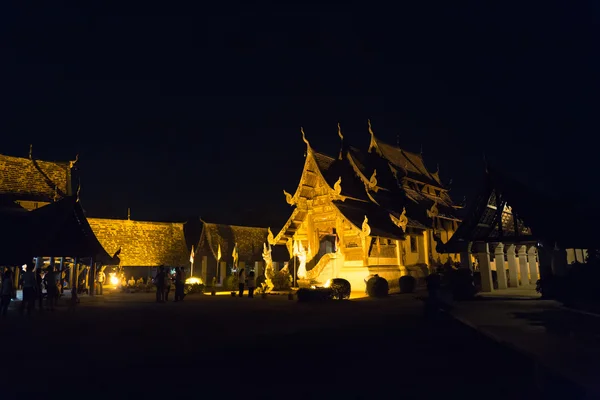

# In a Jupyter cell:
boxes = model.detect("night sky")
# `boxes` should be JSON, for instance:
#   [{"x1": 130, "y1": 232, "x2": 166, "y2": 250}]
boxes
[{"x1": 2, "y1": 3, "x2": 599, "y2": 227}]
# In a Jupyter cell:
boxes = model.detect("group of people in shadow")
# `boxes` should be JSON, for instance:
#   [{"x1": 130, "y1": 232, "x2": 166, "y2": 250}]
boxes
[{"x1": 153, "y1": 266, "x2": 185, "y2": 303}]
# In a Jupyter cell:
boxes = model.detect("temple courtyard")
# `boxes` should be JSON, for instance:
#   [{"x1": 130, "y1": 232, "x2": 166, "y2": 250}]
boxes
[{"x1": 0, "y1": 293, "x2": 589, "y2": 399}]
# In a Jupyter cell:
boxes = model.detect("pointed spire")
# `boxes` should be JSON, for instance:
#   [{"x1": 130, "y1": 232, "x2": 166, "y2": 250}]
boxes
[
  {"x1": 367, "y1": 119, "x2": 377, "y2": 153},
  {"x1": 301, "y1": 127, "x2": 309, "y2": 147},
  {"x1": 29, "y1": 144, "x2": 33, "y2": 159},
  {"x1": 127, "y1": 208, "x2": 131, "y2": 220},
  {"x1": 436, "y1": 163, "x2": 440, "y2": 174},
  {"x1": 396, "y1": 133, "x2": 400, "y2": 147},
  {"x1": 337, "y1": 122, "x2": 344, "y2": 160},
  {"x1": 367, "y1": 119, "x2": 374, "y2": 136},
  {"x1": 483, "y1": 152, "x2": 489, "y2": 173},
  {"x1": 76, "y1": 179, "x2": 81, "y2": 202}
]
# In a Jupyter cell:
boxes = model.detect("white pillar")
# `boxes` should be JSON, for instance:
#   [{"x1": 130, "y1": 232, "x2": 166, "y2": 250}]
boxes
[
  {"x1": 477, "y1": 243, "x2": 493, "y2": 292},
  {"x1": 575, "y1": 249, "x2": 585, "y2": 263},
  {"x1": 551, "y1": 246, "x2": 568, "y2": 277},
  {"x1": 506, "y1": 244, "x2": 519, "y2": 288},
  {"x1": 518, "y1": 245, "x2": 529, "y2": 286},
  {"x1": 494, "y1": 243, "x2": 508, "y2": 289},
  {"x1": 527, "y1": 247, "x2": 538, "y2": 283}
]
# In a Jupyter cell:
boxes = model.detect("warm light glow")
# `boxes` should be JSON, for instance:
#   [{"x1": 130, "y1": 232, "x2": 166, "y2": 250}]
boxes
[
  {"x1": 323, "y1": 279, "x2": 331, "y2": 288},
  {"x1": 185, "y1": 277, "x2": 203, "y2": 285},
  {"x1": 21, "y1": 264, "x2": 27, "y2": 271},
  {"x1": 310, "y1": 285, "x2": 316, "y2": 289},
  {"x1": 109, "y1": 274, "x2": 119, "y2": 286}
]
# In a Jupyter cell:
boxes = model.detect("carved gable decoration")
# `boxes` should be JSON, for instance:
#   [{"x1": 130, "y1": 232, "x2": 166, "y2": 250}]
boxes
[
  {"x1": 368, "y1": 169, "x2": 378, "y2": 189},
  {"x1": 427, "y1": 202, "x2": 439, "y2": 218},
  {"x1": 283, "y1": 190, "x2": 296, "y2": 206},
  {"x1": 333, "y1": 177, "x2": 342, "y2": 195},
  {"x1": 361, "y1": 215, "x2": 371, "y2": 237},
  {"x1": 267, "y1": 227, "x2": 275, "y2": 245},
  {"x1": 390, "y1": 207, "x2": 408, "y2": 231}
]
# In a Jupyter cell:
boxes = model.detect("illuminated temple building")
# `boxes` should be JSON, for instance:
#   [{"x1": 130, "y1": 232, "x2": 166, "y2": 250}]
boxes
[{"x1": 267, "y1": 123, "x2": 463, "y2": 291}]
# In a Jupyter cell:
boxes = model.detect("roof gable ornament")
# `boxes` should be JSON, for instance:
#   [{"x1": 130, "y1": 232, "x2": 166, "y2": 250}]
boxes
[
  {"x1": 361, "y1": 215, "x2": 371, "y2": 237},
  {"x1": 29, "y1": 144, "x2": 33, "y2": 159},
  {"x1": 390, "y1": 207, "x2": 408, "y2": 231},
  {"x1": 267, "y1": 227, "x2": 275, "y2": 245},
  {"x1": 301, "y1": 127, "x2": 310, "y2": 148},
  {"x1": 368, "y1": 169, "x2": 378, "y2": 189},
  {"x1": 333, "y1": 176, "x2": 342, "y2": 196},
  {"x1": 427, "y1": 202, "x2": 439, "y2": 219},
  {"x1": 367, "y1": 119, "x2": 378, "y2": 153},
  {"x1": 337, "y1": 122, "x2": 344, "y2": 160},
  {"x1": 283, "y1": 190, "x2": 296, "y2": 206},
  {"x1": 69, "y1": 154, "x2": 79, "y2": 169}
]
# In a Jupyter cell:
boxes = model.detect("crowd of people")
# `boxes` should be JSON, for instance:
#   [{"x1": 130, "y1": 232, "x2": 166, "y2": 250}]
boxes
[
  {"x1": 153, "y1": 266, "x2": 185, "y2": 303},
  {"x1": 1, "y1": 261, "x2": 64, "y2": 317}
]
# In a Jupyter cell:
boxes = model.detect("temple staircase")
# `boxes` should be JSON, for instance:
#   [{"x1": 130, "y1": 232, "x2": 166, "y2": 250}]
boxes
[{"x1": 304, "y1": 252, "x2": 337, "y2": 285}]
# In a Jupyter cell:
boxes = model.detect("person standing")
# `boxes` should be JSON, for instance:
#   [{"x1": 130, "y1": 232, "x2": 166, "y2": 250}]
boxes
[
  {"x1": 44, "y1": 265, "x2": 58, "y2": 312},
  {"x1": 174, "y1": 267, "x2": 184, "y2": 302},
  {"x1": 155, "y1": 267, "x2": 165, "y2": 303},
  {"x1": 237, "y1": 267, "x2": 246, "y2": 298},
  {"x1": 35, "y1": 267, "x2": 43, "y2": 311},
  {"x1": 20, "y1": 263, "x2": 36, "y2": 315},
  {"x1": 96, "y1": 269, "x2": 105, "y2": 295},
  {"x1": 247, "y1": 271, "x2": 256, "y2": 298},
  {"x1": 164, "y1": 270, "x2": 172, "y2": 302},
  {"x1": 0, "y1": 269, "x2": 14, "y2": 317}
]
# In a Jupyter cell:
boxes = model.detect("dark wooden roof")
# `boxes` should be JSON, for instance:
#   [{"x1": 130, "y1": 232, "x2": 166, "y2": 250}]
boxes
[
  {"x1": 312, "y1": 150, "x2": 370, "y2": 201},
  {"x1": 0, "y1": 154, "x2": 72, "y2": 202},
  {"x1": 334, "y1": 199, "x2": 406, "y2": 240},
  {"x1": 0, "y1": 196, "x2": 117, "y2": 265},
  {"x1": 437, "y1": 166, "x2": 599, "y2": 252},
  {"x1": 198, "y1": 221, "x2": 290, "y2": 263}
]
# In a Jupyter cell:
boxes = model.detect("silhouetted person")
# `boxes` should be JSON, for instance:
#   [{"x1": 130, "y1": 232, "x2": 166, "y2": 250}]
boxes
[
  {"x1": 174, "y1": 268, "x2": 184, "y2": 302},
  {"x1": 155, "y1": 267, "x2": 165, "y2": 303},
  {"x1": 35, "y1": 268, "x2": 43, "y2": 311},
  {"x1": 44, "y1": 265, "x2": 58, "y2": 311},
  {"x1": 247, "y1": 271, "x2": 256, "y2": 298},
  {"x1": 20, "y1": 262, "x2": 36, "y2": 315},
  {"x1": 164, "y1": 270, "x2": 172, "y2": 301},
  {"x1": 237, "y1": 268, "x2": 246, "y2": 298},
  {"x1": 0, "y1": 269, "x2": 14, "y2": 317},
  {"x1": 96, "y1": 269, "x2": 105, "y2": 295}
]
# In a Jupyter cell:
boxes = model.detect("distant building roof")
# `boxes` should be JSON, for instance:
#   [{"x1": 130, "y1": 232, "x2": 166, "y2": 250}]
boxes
[
  {"x1": 88, "y1": 218, "x2": 189, "y2": 267},
  {"x1": 198, "y1": 221, "x2": 290, "y2": 263},
  {"x1": 0, "y1": 196, "x2": 116, "y2": 265},
  {"x1": 0, "y1": 153, "x2": 73, "y2": 202}
]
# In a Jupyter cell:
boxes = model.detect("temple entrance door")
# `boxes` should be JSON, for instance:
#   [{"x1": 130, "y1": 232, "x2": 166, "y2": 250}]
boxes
[{"x1": 318, "y1": 235, "x2": 336, "y2": 259}]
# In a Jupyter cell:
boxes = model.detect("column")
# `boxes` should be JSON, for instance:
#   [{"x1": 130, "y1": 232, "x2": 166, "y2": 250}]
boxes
[
  {"x1": 460, "y1": 242, "x2": 473, "y2": 270},
  {"x1": 528, "y1": 247, "x2": 539, "y2": 283},
  {"x1": 89, "y1": 258, "x2": 96, "y2": 296},
  {"x1": 518, "y1": 245, "x2": 529, "y2": 286},
  {"x1": 395, "y1": 239, "x2": 402, "y2": 267},
  {"x1": 551, "y1": 246, "x2": 568, "y2": 277},
  {"x1": 477, "y1": 243, "x2": 494, "y2": 292},
  {"x1": 575, "y1": 249, "x2": 585, "y2": 263},
  {"x1": 494, "y1": 243, "x2": 508, "y2": 289},
  {"x1": 506, "y1": 244, "x2": 519, "y2": 288},
  {"x1": 219, "y1": 261, "x2": 226, "y2": 285},
  {"x1": 422, "y1": 230, "x2": 430, "y2": 267},
  {"x1": 566, "y1": 249, "x2": 576, "y2": 264}
]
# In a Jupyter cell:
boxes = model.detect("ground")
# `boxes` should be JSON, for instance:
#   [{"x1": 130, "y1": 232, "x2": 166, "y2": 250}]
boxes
[{"x1": 0, "y1": 292, "x2": 571, "y2": 399}]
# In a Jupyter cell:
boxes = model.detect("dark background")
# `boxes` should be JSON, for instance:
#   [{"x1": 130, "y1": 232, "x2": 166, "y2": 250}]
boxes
[{"x1": 2, "y1": 2, "x2": 598, "y2": 227}]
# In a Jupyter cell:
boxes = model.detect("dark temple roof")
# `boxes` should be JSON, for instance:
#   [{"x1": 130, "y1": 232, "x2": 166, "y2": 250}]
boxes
[
  {"x1": 334, "y1": 199, "x2": 406, "y2": 240},
  {"x1": 198, "y1": 221, "x2": 290, "y2": 263},
  {"x1": 0, "y1": 196, "x2": 117, "y2": 265},
  {"x1": 437, "y1": 166, "x2": 599, "y2": 252},
  {"x1": 0, "y1": 153, "x2": 72, "y2": 202},
  {"x1": 312, "y1": 150, "x2": 370, "y2": 201}
]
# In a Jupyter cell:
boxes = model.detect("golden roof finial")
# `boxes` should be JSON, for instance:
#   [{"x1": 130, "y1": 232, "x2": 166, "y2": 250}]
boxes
[
  {"x1": 301, "y1": 127, "x2": 310, "y2": 147},
  {"x1": 29, "y1": 144, "x2": 33, "y2": 159},
  {"x1": 337, "y1": 122, "x2": 343, "y2": 140}
]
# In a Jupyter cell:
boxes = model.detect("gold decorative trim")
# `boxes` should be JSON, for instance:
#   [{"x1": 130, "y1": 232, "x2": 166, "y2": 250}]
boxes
[
  {"x1": 283, "y1": 190, "x2": 296, "y2": 206},
  {"x1": 390, "y1": 207, "x2": 408, "y2": 231},
  {"x1": 361, "y1": 215, "x2": 371, "y2": 237}
]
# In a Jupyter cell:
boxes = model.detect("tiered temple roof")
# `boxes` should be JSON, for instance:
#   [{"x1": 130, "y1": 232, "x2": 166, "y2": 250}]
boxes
[
  {"x1": 197, "y1": 221, "x2": 290, "y2": 263},
  {"x1": 274, "y1": 124, "x2": 460, "y2": 244},
  {"x1": 437, "y1": 165, "x2": 599, "y2": 253}
]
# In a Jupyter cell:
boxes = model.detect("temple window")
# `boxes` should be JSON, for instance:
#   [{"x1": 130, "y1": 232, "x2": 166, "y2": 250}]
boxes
[{"x1": 410, "y1": 236, "x2": 418, "y2": 253}]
